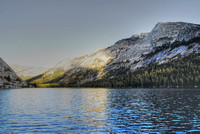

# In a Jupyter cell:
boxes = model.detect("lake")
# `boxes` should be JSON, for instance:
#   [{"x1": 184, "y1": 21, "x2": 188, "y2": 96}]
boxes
[{"x1": 0, "y1": 88, "x2": 199, "y2": 133}]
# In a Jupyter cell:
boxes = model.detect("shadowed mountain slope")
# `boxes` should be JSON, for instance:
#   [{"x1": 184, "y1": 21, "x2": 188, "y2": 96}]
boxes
[{"x1": 0, "y1": 58, "x2": 27, "y2": 88}]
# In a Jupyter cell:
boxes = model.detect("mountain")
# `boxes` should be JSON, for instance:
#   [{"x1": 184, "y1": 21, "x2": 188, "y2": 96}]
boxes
[
  {"x1": 10, "y1": 64, "x2": 49, "y2": 80},
  {"x1": 0, "y1": 58, "x2": 27, "y2": 88},
  {"x1": 29, "y1": 22, "x2": 200, "y2": 88}
]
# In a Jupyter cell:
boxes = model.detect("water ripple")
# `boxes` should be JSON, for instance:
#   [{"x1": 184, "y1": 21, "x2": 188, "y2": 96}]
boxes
[{"x1": 0, "y1": 88, "x2": 199, "y2": 133}]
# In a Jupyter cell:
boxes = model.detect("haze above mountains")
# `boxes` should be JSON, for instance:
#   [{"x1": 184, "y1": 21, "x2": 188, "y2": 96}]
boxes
[
  {"x1": 1, "y1": 21, "x2": 200, "y2": 88},
  {"x1": 2, "y1": 0, "x2": 200, "y2": 68}
]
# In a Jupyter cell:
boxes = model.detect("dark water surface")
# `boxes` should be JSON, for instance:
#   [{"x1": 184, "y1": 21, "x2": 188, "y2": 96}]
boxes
[{"x1": 0, "y1": 88, "x2": 200, "y2": 133}]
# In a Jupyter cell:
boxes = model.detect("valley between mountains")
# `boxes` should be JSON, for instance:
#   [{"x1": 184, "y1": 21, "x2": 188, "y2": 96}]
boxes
[{"x1": 2, "y1": 22, "x2": 200, "y2": 88}]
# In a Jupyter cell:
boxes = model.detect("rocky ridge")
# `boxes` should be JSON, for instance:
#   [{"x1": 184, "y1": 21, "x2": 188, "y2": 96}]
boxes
[
  {"x1": 0, "y1": 58, "x2": 27, "y2": 88},
  {"x1": 26, "y1": 22, "x2": 200, "y2": 87}
]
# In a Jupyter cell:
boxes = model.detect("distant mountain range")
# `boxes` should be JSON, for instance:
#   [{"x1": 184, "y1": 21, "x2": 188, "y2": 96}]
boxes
[
  {"x1": 10, "y1": 64, "x2": 49, "y2": 80},
  {"x1": 2, "y1": 21, "x2": 200, "y2": 88}
]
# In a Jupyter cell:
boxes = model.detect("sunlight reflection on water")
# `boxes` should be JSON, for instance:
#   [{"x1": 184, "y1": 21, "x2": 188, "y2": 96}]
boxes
[{"x1": 0, "y1": 88, "x2": 200, "y2": 133}]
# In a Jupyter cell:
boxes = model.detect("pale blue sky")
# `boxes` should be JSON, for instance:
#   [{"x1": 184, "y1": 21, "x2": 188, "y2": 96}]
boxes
[{"x1": 1, "y1": 0, "x2": 200, "y2": 67}]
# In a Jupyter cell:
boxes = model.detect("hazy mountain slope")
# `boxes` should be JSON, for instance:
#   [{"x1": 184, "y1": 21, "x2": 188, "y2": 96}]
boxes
[
  {"x1": 28, "y1": 33, "x2": 147, "y2": 86},
  {"x1": 0, "y1": 58, "x2": 27, "y2": 88},
  {"x1": 10, "y1": 64, "x2": 49, "y2": 80},
  {"x1": 30, "y1": 22, "x2": 200, "y2": 87},
  {"x1": 29, "y1": 49, "x2": 114, "y2": 85}
]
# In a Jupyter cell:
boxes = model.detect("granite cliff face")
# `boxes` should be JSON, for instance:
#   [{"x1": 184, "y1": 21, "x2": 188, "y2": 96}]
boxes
[
  {"x1": 26, "y1": 22, "x2": 200, "y2": 87},
  {"x1": 115, "y1": 22, "x2": 200, "y2": 70},
  {"x1": 0, "y1": 58, "x2": 27, "y2": 88}
]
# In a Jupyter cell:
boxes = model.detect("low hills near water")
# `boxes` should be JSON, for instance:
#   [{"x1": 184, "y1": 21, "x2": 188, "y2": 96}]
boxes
[{"x1": 1, "y1": 21, "x2": 200, "y2": 88}]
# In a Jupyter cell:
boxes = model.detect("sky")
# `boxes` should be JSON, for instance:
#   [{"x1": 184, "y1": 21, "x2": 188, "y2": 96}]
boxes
[{"x1": 1, "y1": 0, "x2": 200, "y2": 68}]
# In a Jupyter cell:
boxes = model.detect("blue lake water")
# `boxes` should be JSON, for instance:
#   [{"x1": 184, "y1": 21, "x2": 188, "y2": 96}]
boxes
[{"x1": 0, "y1": 88, "x2": 200, "y2": 133}]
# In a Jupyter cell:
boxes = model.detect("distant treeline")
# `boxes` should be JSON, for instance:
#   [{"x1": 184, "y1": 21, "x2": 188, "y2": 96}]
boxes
[{"x1": 80, "y1": 53, "x2": 200, "y2": 88}]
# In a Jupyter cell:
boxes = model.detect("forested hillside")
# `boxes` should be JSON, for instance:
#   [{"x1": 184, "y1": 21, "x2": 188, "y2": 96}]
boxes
[
  {"x1": 19, "y1": 22, "x2": 200, "y2": 88},
  {"x1": 80, "y1": 53, "x2": 200, "y2": 88}
]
